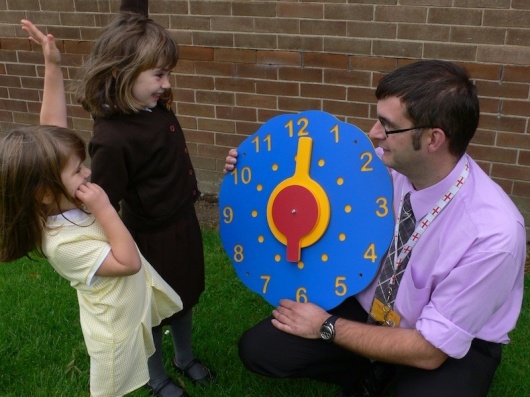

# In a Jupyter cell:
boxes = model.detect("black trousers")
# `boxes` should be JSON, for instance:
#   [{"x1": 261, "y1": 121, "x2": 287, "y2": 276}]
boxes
[{"x1": 238, "y1": 296, "x2": 502, "y2": 397}]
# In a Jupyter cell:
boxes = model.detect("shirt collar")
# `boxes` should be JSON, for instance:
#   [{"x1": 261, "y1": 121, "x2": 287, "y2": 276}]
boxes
[{"x1": 407, "y1": 154, "x2": 470, "y2": 220}]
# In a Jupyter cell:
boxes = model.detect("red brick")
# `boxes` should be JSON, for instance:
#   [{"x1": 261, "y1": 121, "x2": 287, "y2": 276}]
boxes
[
  {"x1": 476, "y1": 81, "x2": 529, "y2": 100},
  {"x1": 278, "y1": 3, "x2": 323, "y2": 19},
  {"x1": 238, "y1": 64, "x2": 278, "y2": 80},
  {"x1": 429, "y1": 8, "x2": 483, "y2": 26},
  {"x1": 278, "y1": 36, "x2": 323, "y2": 53},
  {"x1": 300, "y1": 20, "x2": 347, "y2": 37},
  {"x1": 470, "y1": 129, "x2": 496, "y2": 146},
  {"x1": 373, "y1": 40, "x2": 423, "y2": 59},
  {"x1": 257, "y1": 51, "x2": 301, "y2": 67},
  {"x1": 301, "y1": 83, "x2": 346, "y2": 100},
  {"x1": 181, "y1": 46, "x2": 214, "y2": 61},
  {"x1": 197, "y1": 118, "x2": 235, "y2": 134},
  {"x1": 304, "y1": 53, "x2": 349, "y2": 70},
  {"x1": 215, "y1": 48, "x2": 257, "y2": 64},
  {"x1": 502, "y1": 100, "x2": 530, "y2": 118},
  {"x1": 491, "y1": 163, "x2": 530, "y2": 182},
  {"x1": 211, "y1": 16, "x2": 254, "y2": 33},
  {"x1": 216, "y1": 106, "x2": 257, "y2": 122},
  {"x1": 234, "y1": 33, "x2": 277, "y2": 50},
  {"x1": 278, "y1": 97, "x2": 322, "y2": 113},
  {"x1": 424, "y1": 43, "x2": 477, "y2": 62},
  {"x1": 236, "y1": 93, "x2": 277, "y2": 109},
  {"x1": 376, "y1": 6, "x2": 427, "y2": 23},
  {"x1": 513, "y1": 181, "x2": 530, "y2": 197},
  {"x1": 483, "y1": 10, "x2": 530, "y2": 28},
  {"x1": 215, "y1": 77, "x2": 256, "y2": 93},
  {"x1": 177, "y1": 103, "x2": 216, "y2": 118},
  {"x1": 175, "y1": 75, "x2": 214, "y2": 90},
  {"x1": 325, "y1": 4, "x2": 375, "y2": 21},
  {"x1": 497, "y1": 132, "x2": 530, "y2": 150},
  {"x1": 466, "y1": 144, "x2": 517, "y2": 163},
  {"x1": 398, "y1": 24, "x2": 449, "y2": 42},
  {"x1": 324, "y1": 37, "x2": 372, "y2": 55},
  {"x1": 256, "y1": 80, "x2": 299, "y2": 97},
  {"x1": 274, "y1": 66, "x2": 323, "y2": 86},
  {"x1": 479, "y1": 114, "x2": 527, "y2": 134},
  {"x1": 503, "y1": 66, "x2": 530, "y2": 83},
  {"x1": 190, "y1": 1, "x2": 230, "y2": 15},
  {"x1": 477, "y1": 46, "x2": 530, "y2": 65},
  {"x1": 255, "y1": 18, "x2": 300, "y2": 35},
  {"x1": 323, "y1": 100, "x2": 370, "y2": 119}
]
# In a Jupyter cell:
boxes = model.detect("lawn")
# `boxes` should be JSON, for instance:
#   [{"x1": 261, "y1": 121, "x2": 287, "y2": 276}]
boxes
[{"x1": 0, "y1": 228, "x2": 528, "y2": 396}]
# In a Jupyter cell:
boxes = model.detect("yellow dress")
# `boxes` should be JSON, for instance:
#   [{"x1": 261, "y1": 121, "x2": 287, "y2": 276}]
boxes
[{"x1": 43, "y1": 209, "x2": 183, "y2": 397}]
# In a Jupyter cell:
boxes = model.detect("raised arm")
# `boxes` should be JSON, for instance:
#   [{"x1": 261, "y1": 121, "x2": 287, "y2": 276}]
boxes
[{"x1": 21, "y1": 19, "x2": 67, "y2": 127}]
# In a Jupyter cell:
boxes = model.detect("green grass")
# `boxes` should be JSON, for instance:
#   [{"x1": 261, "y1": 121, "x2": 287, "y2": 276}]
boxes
[{"x1": 0, "y1": 228, "x2": 528, "y2": 396}]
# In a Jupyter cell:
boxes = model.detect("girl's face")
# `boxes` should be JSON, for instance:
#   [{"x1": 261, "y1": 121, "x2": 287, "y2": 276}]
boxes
[
  {"x1": 58, "y1": 155, "x2": 91, "y2": 211},
  {"x1": 132, "y1": 67, "x2": 172, "y2": 109}
]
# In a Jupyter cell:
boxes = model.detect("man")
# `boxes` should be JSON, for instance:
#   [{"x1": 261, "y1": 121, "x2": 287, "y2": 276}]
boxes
[{"x1": 224, "y1": 60, "x2": 526, "y2": 397}]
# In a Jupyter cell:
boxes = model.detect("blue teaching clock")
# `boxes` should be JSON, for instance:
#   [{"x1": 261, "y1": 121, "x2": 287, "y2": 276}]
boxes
[{"x1": 219, "y1": 110, "x2": 394, "y2": 310}]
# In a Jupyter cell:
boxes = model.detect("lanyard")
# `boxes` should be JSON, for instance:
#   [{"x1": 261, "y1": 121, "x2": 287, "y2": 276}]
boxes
[{"x1": 389, "y1": 161, "x2": 470, "y2": 284}]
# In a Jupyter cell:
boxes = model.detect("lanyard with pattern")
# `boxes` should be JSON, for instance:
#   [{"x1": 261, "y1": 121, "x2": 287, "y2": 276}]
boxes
[{"x1": 389, "y1": 161, "x2": 470, "y2": 285}]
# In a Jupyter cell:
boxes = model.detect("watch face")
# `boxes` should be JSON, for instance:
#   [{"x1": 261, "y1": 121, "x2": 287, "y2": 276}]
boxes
[
  {"x1": 219, "y1": 110, "x2": 394, "y2": 310},
  {"x1": 320, "y1": 324, "x2": 334, "y2": 340}
]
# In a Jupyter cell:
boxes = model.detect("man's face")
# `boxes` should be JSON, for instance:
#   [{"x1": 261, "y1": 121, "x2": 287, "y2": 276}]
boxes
[{"x1": 368, "y1": 96, "x2": 426, "y2": 175}]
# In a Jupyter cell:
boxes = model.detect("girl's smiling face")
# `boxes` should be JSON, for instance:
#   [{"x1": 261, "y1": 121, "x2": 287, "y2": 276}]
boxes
[{"x1": 132, "y1": 67, "x2": 172, "y2": 109}]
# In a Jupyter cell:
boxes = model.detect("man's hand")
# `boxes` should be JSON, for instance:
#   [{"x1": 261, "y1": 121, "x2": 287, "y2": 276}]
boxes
[{"x1": 271, "y1": 299, "x2": 330, "y2": 339}]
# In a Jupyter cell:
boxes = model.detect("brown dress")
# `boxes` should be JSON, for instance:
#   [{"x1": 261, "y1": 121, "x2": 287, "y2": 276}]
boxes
[{"x1": 89, "y1": 103, "x2": 204, "y2": 318}]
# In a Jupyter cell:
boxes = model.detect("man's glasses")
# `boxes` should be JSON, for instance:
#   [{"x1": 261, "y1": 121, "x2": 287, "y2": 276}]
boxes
[{"x1": 383, "y1": 125, "x2": 432, "y2": 137}]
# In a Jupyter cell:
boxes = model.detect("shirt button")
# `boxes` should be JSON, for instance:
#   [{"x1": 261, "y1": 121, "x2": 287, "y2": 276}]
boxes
[
  {"x1": 184, "y1": 148, "x2": 188, "y2": 154},
  {"x1": 192, "y1": 190, "x2": 197, "y2": 195},
  {"x1": 170, "y1": 125, "x2": 175, "y2": 132},
  {"x1": 188, "y1": 169, "x2": 193, "y2": 175}
]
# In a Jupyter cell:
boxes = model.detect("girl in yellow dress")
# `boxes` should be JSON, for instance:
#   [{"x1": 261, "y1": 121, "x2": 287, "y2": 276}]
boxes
[{"x1": 0, "y1": 20, "x2": 183, "y2": 397}]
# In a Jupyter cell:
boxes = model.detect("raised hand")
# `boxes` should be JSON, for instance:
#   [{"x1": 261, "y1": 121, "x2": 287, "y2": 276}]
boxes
[{"x1": 21, "y1": 19, "x2": 61, "y2": 66}]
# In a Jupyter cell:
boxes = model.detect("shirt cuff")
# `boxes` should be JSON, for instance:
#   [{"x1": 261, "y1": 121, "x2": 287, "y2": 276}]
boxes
[{"x1": 417, "y1": 304, "x2": 474, "y2": 359}]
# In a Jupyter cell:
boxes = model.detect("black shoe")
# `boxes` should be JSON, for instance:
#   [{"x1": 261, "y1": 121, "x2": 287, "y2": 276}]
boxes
[
  {"x1": 146, "y1": 378, "x2": 190, "y2": 397},
  {"x1": 172, "y1": 357, "x2": 215, "y2": 386}
]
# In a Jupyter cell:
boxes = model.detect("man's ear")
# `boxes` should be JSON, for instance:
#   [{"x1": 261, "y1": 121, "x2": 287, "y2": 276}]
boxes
[{"x1": 427, "y1": 128, "x2": 447, "y2": 153}]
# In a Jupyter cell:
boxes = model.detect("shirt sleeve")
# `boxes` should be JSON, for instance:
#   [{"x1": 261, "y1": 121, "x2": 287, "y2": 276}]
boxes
[
  {"x1": 415, "y1": 240, "x2": 524, "y2": 358},
  {"x1": 46, "y1": 231, "x2": 112, "y2": 288}
]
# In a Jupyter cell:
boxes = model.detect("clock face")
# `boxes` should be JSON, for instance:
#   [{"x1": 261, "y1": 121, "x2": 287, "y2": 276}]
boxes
[{"x1": 219, "y1": 110, "x2": 394, "y2": 310}]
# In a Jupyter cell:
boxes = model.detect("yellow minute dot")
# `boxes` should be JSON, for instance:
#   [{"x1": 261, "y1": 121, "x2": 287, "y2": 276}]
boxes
[
  {"x1": 258, "y1": 235, "x2": 264, "y2": 243},
  {"x1": 337, "y1": 177, "x2": 344, "y2": 185},
  {"x1": 275, "y1": 254, "x2": 281, "y2": 262},
  {"x1": 256, "y1": 184, "x2": 263, "y2": 191},
  {"x1": 251, "y1": 210, "x2": 258, "y2": 217},
  {"x1": 318, "y1": 159, "x2": 325, "y2": 167},
  {"x1": 344, "y1": 205, "x2": 352, "y2": 213},
  {"x1": 339, "y1": 233, "x2": 346, "y2": 241},
  {"x1": 321, "y1": 254, "x2": 328, "y2": 262},
  {"x1": 297, "y1": 261, "x2": 304, "y2": 269},
  {"x1": 272, "y1": 164, "x2": 279, "y2": 171}
]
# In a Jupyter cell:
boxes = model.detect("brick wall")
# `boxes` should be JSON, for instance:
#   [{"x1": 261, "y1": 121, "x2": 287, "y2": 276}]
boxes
[{"x1": 1, "y1": 0, "x2": 529, "y2": 234}]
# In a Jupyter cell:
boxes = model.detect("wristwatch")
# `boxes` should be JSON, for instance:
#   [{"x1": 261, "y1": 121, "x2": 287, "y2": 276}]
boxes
[{"x1": 320, "y1": 315, "x2": 339, "y2": 342}]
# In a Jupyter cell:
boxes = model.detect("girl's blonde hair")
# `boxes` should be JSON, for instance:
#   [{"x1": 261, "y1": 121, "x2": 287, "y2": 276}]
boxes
[
  {"x1": 74, "y1": 12, "x2": 179, "y2": 118},
  {"x1": 0, "y1": 126, "x2": 86, "y2": 262}
]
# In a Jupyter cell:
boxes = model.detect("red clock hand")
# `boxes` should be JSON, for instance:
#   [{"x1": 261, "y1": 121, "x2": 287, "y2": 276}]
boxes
[{"x1": 270, "y1": 184, "x2": 319, "y2": 262}]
